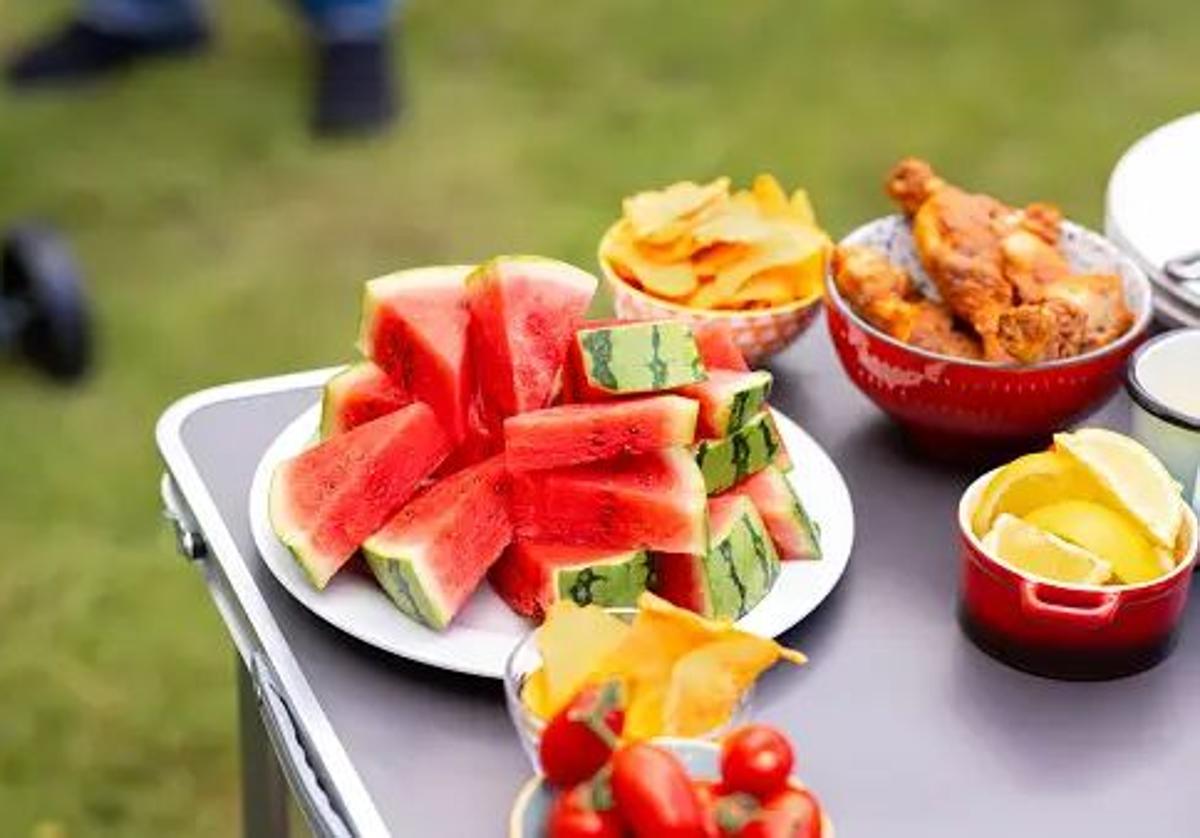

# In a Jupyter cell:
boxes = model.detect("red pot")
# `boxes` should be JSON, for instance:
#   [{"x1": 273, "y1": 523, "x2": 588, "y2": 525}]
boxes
[
  {"x1": 957, "y1": 470, "x2": 1199, "y2": 680},
  {"x1": 826, "y1": 216, "x2": 1153, "y2": 460}
]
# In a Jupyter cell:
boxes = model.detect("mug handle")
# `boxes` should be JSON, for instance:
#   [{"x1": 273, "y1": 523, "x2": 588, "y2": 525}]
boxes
[{"x1": 1019, "y1": 581, "x2": 1120, "y2": 629}]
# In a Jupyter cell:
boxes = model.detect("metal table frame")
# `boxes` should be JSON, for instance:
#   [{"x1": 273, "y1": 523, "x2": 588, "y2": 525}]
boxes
[{"x1": 159, "y1": 370, "x2": 384, "y2": 837}]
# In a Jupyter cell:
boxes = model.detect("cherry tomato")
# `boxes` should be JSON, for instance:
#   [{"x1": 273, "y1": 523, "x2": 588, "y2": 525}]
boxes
[
  {"x1": 546, "y1": 783, "x2": 624, "y2": 838},
  {"x1": 719, "y1": 726, "x2": 795, "y2": 800},
  {"x1": 540, "y1": 681, "x2": 625, "y2": 788},
  {"x1": 611, "y1": 743, "x2": 706, "y2": 838},
  {"x1": 735, "y1": 788, "x2": 823, "y2": 838}
]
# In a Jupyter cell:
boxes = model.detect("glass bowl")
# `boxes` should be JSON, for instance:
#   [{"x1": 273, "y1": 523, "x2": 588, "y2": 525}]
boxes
[{"x1": 502, "y1": 607, "x2": 754, "y2": 771}]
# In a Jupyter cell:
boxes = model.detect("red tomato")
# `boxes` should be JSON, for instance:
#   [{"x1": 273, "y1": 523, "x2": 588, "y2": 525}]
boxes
[
  {"x1": 735, "y1": 788, "x2": 823, "y2": 838},
  {"x1": 611, "y1": 743, "x2": 706, "y2": 837},
  {"x1": 719, "y1": 726, "x2": 795, "y2": 800},
  {"x1": 540, "y1": 681, "x2": 625, "y2": 788},
  {"x1": 546, "y1": 783, "x2": 624, "y2": 838}
]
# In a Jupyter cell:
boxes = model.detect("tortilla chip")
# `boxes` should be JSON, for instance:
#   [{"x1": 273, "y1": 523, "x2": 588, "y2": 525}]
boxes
[{"x1": 534, "y1": 602, "x2": 631, "y2": 716}]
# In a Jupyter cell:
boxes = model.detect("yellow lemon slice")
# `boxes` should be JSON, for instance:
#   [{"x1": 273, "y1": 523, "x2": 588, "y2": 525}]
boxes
[
  {"x1": 971, "y1": 451, "x2": 1102, "y2": 537},
  {"x1": 1054, "y1": 428, "x2": 1184, "y2": 548},
  {"x1": 983, "y1": 513, "x2": 1112, "y2": 585},
  {"x1": 1025, "y1": 500, "x2": 1175, "y2": 585}
]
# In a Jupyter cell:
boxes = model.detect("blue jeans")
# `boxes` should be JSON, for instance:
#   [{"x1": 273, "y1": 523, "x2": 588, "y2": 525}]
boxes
[{"x1": 83, "y1": 0, "x2": 394, "y2": 41}]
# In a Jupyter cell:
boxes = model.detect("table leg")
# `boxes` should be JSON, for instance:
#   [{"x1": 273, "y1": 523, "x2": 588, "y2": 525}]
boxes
[{"x1": 238, "y1": 656, "x2": 291, "y2": 838}]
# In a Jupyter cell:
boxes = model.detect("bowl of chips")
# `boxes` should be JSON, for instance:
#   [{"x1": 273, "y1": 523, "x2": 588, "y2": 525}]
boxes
[
  {"x1": 504, "y1": 594, "x2": 805, "y2": 771},
  {"x1": 599, "y1": 176, "x2": 832, "y2": 364}
]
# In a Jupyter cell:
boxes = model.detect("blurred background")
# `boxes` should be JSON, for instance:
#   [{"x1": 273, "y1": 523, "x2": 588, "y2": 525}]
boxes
[{"x1": 1, "y1": 0, "x2": 1197, "y2": 834}]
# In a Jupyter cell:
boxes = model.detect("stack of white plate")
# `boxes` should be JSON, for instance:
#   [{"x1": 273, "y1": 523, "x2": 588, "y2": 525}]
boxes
[{"x1": 1106, "y1": 112, "x2": 1200, "y2": 328}]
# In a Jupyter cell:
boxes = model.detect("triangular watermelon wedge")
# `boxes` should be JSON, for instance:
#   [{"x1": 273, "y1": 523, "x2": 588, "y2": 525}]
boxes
[
  {"x1": 466, "y1": 256, "x2": 597, "y2": 418},
  {"x1": 363, "y1": 455, "x2": 511, "y2": 630},
  {"x1": 319, "y1": 361, "x2": 411, "y2": 438},
  {"x1": 269, "y1": 403, "x2": 452, "y2": 589},
  {"x1": 358, "y1": 265, "x2": 475, "y2": 442},
  {"x1": 509, "y1": 448, "x2": 707, "y2": 554}
]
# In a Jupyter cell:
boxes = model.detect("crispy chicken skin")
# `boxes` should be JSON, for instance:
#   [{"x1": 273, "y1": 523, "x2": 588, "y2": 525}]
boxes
[
  {"x1": 832, "y1": 245, "x2": 983, "y2": 360},
  {"x1": 884, "y1": 157, "x2": 1131, "y2": 364}
]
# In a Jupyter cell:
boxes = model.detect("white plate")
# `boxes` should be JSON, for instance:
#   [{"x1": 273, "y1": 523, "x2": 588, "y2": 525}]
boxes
[{"x1": 249, "y1": 400, "x2": 855, "y2": 679}]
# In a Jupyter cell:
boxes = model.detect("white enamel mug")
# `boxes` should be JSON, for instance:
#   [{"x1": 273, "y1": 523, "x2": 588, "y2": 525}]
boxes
[{"x1": 1127, "y1": 329, "x2": 1200, "y2": 512}]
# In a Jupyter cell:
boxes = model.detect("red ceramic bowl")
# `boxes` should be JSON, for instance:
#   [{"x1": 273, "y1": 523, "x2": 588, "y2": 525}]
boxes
[
  {"x1": 826, "y1": 216, "x2": 1154, "y2": 458},
  {"x1": 957, "y1": 470, "x2": 1198, "y2": 680}
]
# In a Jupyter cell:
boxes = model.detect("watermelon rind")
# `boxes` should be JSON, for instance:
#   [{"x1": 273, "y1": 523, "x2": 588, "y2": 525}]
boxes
[
  {"x1": 576, "y1": 320, "x2": 706, "y2": 394},
  {"x1": 678, "y1": 369, "x2": 772, "y2": 438},
  {"x1": 362, "y1": 545, "x2": 453, "y2": 630},
  {"x1": 693, "y1": 411, "x2": 784, "y2": 494},
  {"x1": 554, "y1": 549, "x2": 652, "y2": 610},
  {"x1": 728, "y1": 465, "x2": 821, "y2": 561},
  {"x1": 704, "y1": 496, "x2": 779, "y2": 618},
  {"x1": 654, "y1": 495, "x2": 780, "y2": 619}
]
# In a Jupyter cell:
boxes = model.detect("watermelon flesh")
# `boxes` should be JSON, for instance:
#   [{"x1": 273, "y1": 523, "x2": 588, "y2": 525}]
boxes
[
  {"x1": 358, "y1": 265, "x2": 474, "y2": 442},
  {"x1": 694, "y1": 410, "x2": 785, "y2": 494},
  {"x1": 575, "y1": 319, "x2": 706, "y2": 395},
  {"x1": 504, "y1": 395, "x2": 699, "y2": 472},
  {"x1": 362, "y1": 455, "x2": 511, "y2": 630},
  {"x1": 269, "y1": 403, "x2": 452, "y2": 589},
  {"x1": 677, "y1": 369, "x2": 772, "y2": 439},
  {"x1": 509, "y1": 448, "x2": 707, "y2": 555},
  {"x1": 653, "y1": 495, "x2": 780, "y2": 619},
  {"x1": 320, "y1": 362, "x2": 411, "y2": 438},
  {"x1": 693, "y1": 321, "x2": 749, "y2": 371},
  {"x1": 467, "y1": 256, "x2": 598, "y2": 419},
  {"x1": 489, "y1": 541, "x2": 651, "y2": 620},
  {"x1": 726, "y1": 465, "x2": 820, "y2": 561}
]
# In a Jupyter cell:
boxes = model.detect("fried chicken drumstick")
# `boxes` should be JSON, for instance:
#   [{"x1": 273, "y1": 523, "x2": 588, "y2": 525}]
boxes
[{"x1": 883, "y1": 158, "x2": 1132, "y2": 364}]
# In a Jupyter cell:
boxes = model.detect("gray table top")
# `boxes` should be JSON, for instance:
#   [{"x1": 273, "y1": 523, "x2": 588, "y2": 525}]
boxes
[{"x1": 170, "y1": 328, "x2": 1199, "y2": 837}]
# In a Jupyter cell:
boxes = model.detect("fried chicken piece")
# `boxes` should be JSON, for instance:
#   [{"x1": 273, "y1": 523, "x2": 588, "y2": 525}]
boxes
[
  {"x1": 832, "y1": 245, "x2": 983, "y2": 360},
  {"x1": 887, "y1": 158, "x2": 1016, "y2": 359},
  {"x1": 1042, "y1": 274, "x2": 1134, "y2": 350},
  {"x1": 996, "y1": 299, "x2": 1088, "y2": 364},
  {"x1": 1001, "y1": 228, "x2": 1072, "y2": 302}
]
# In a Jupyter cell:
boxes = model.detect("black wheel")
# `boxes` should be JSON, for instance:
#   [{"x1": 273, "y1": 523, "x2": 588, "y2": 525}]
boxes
[{"x1": 1, "y1": 222, "x2": 92, "y2": 381}]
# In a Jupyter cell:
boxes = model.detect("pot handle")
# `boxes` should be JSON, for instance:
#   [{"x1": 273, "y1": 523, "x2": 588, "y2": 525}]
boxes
[{"x1": 1019, "y1": 581, "x2": 1120, "y2": 628}]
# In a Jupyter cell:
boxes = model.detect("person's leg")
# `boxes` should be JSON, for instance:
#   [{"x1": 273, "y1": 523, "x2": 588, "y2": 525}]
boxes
[
  {"x1": 7, "y1": 0, "x2": 210, "y2": 88},
  {"x1": 293, "y1": 0, "x2": 400, "y2": 136}
]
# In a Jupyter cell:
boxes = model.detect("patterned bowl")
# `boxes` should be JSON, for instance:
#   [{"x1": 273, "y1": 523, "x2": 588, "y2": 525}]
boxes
[
  {"x1": 597, "y1": 223, "x2": 824, "y2": 365},
  {"x1": 825, "y1": 215, "x2": 1153, "y2": 459},
  {"x1": 508, "y1": 738, "x2": 835, "y2": 838}
]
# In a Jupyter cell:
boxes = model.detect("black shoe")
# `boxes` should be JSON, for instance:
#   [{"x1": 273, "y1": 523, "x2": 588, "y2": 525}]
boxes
[
  {"x1": 5, "y1": 20, "x2": 209, "y2": 89},
  {"x1": 312, "y1": 38, "x2": 399, "y2": 138}
]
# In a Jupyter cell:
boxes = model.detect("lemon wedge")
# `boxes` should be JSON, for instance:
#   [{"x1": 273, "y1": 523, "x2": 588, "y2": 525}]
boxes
[
  {"x1": 1024, "y1": 500, "x2": 1174, "y2": 584},
  {"x1": 971, "y1": 451, "x2": 1102, "y2": 537},
  {"x1": 1054, "y1": 428, "x2": 1184, "y2": 548},
  {"x1": 983, "y1": 513, "x2": 1112, "y2": 585}
]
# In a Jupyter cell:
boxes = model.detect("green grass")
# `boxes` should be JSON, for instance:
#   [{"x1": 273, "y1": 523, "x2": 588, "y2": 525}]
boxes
[{"x1": 1, "y1": 0, "x2": 1197, "y2": 833}]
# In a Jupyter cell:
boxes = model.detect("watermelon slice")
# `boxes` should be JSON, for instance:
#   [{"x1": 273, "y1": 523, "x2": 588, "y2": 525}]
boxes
[
  {"x1": 489, "y1": 541, "x2": 651, "y2": 620},
  {"x1": 503, "y1": 395, "x2": 699, "y2": 472},
  {"x1": 319, "y1": 362, "x2": 411, "y2": 438},
  {"x1": 726, "y1": 465, "x2": 820, "y2": 560},
  {"x1": 574, "y1": 319, "x2": 706, "y2": 395},
  {"x1": 269, "y1": 403, "x2": 452, "y2": 589},
  {"x1": 358, "y1": 265, "x2": 474, "y2": 442},
  {"x1": 653, "y1": 495, "x2": 780, "y2": 619},
  {"x1": 362, "y1": 455, "x2": 511, "y2": 630},
  {"x1": 466, "y1": 256, "x2": 598, "y2": 418},
  {"x1": 693, "y1": 321, "x2": 749, "y2": 371},
  {"x1": 509, "y1": 448, "x2": 707, "y2": 555},
  {"x1": 677, "y1": 369, "x2": 772, "y2": 439},
  {"x1": 694, "y1": 410, "x2": 785, "y2": 494}
]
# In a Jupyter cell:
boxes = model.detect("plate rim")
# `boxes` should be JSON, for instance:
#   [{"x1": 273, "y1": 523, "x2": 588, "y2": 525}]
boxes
[{"x1": 248, "y1": 393, "x2": 856, "y2": 679}]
